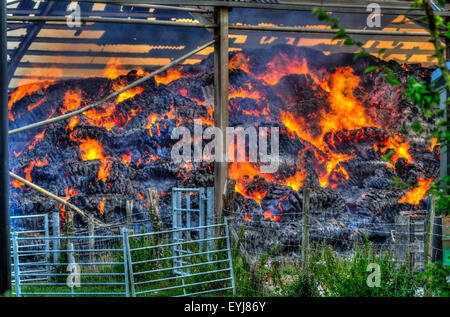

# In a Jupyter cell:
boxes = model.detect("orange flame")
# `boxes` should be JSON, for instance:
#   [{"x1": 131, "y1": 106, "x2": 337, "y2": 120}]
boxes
[
  {"x1": 98, "y1": 197, "x2": 106, "y2": 215},
  {"x1": 398, "y1": 178, "x2": 432, "y2": 205},
  {"x1": 27, "y1": 129, "x2": 46, "y2": 151},
  {"x1": 256, "y1": 54, "x2": 321, "y2": 86},
  {"x1": 8, "y1": 81, "x2": 54, "y2": 121},
  {"x1": 122, "y1": 152, "x2": 132, "y2": 164},
  {"x1": 154, "y1": 69, "x2": 187, "y2": 86},
  {"x1": 24, "y1": 157, "x2": 49, "y2": 182},
  {"x1": 104, "y1": 58, "x2": 125, "y2": 80},
  {"x1": 74, "y1": 137, "x2": 111, "y2": 182},
  {"x1": 282, "y1": 170, "x2": 307, "y2": 191},
  {"x1": 428, "y1": 137, "x2": 439, "y2": 152},
  {"x1": 229, "y1": 52, "x2": 251, "y2": 73},
  {"x1": 264, "y1": 211, "x2": 280, "y2": 222}
]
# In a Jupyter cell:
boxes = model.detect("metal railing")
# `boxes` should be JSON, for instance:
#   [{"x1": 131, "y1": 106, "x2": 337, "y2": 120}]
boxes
[
  {"x1": 11, "y1": 231, "x2": 130, "y2": 297},
  {"x1": 10, "y1": 214, "x2": 51, "y2": 286},
  {"x1": 10, "y1": 215, "x2": 236, "y2": 297},
  {"x1": 126, "y1": 222, "x2": 235, "y2": 297}
]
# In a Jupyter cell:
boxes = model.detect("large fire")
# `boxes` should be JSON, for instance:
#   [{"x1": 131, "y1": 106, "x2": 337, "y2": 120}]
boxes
[
  {"x1": 226, "y1": 51, "x2": 428, "y2": 208},
  {"x1": 8, "y1": 47, "x2": 436, "y2": 227}
]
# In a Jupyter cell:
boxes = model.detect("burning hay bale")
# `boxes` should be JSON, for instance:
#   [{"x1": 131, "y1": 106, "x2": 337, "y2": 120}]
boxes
[{"x1": 8, "y1": 45, "x2": 438, "y2": 251}]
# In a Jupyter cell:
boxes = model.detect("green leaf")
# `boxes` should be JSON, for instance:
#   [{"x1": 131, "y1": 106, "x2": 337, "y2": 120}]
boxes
[
  {"x1": 343, "y1": 38, "x2": 354, "y2": 46},
  {"x1": 365, "y1": 66, "x2": 378, "y2": 73},
  {"x1": 386, "y1": 76, "x2": 401, "y2": 86},
  {"x1": 333, "y1": 28, "x2": 347, "y2": 40},
  {"x1": 412, "y1": 121, "x2": 422, "y2": 133},
  {"x1": 353, "y1": 50, "x2": 369, "y2": 61}
]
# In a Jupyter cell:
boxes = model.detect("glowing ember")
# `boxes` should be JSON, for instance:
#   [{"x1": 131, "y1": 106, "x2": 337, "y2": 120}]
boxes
[
  {"x1": 229, "y1": 52, "x2": 251, "y2": 73},
  {"x1": 27, "y1": 97, "x2": 46, "y2": 112},
  {"x1": 229, "y1": 162, "x2": 274, "y2": 204},
  {"x1": 74, "y1": 136, "x2": 111, "y2": 182},
  {"x1": 27, "y1": 129, "x2": 46, "y2": 151},
  {"x1": 256, "y1": 54, "x2": 321, "y2": 86},
  {"x1": 8, "y1": 81, "x2": 54, "y2": 121},
  {"x1": 98, "y1": 197, "x2": 106, "y2": 215},
  {"x1": 154, "y1": 69, "x2": 187, "y2": 86},
  {"x1": 428, "y1": 137, "x2": 439, "y2": 152},
  {"x1": 264, "y1": 211, "x2": 280, "y2": 222},
  {"x1": 122, "y1": 152, "x2": 132, "y2": 164},
  {"x1": 117, "y1": 86, "x2": 144, "y2": 103},
  {"x1": 62, "y1": 89, "x2": 82, "y2": 113},
  {"x1": 283, "y1": 170, "x2": 307, "y2": 191},
  {"x1": 104, "y1": 58, "x2": 126, "y2": 80},
  {"x1": 24, "y1": 157, "x2": 49, "y2": 182}
]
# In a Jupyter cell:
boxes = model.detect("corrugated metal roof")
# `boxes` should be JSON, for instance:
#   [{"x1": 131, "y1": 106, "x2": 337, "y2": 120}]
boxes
[{"x1": 6, "y1": 0, "x2": 435, "y2": 88}]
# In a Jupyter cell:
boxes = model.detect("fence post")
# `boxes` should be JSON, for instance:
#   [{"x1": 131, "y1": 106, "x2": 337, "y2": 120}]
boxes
[
  {"x1": 199, "y1": 188, "x2": 205, "y2": 252},
  {"x1": 44, "y1": 213, "x2": 50, "y2": 280},
  {"x1": 147, "y1": 188, "x2": 162, "y2": 233},
  {"x1": 206, "y1": 187, "x2": 214, "y2": 251},
  {"x1": 11, "y1": 231, "x2": 20, "y2": 297},
  {"x1": 52, "y1": 212, "x2": 60, "y2": 263},
  {"x1": 121, "y1": 229, "x2": 130, "y2": 297},
  {"x1": 223, "y1": 179, "x2": 236, "y2": 218},
  {"x1": 126, "y1": 200, "x2": 133, "y2": 231},
  {"x1": 409, "y1": 216, "x2": 414, "y2": 272},
  {"x1": 301, "y1": 188, "x2": 310, "y2": 268},
  {"x1": 88, "y1": 214, "x2": 95, "y2": 263},
  {"x1": 124, "y1": 229, "x2": 135, "y2": 297},
  {"x1": 68, "y1": 242, "x2": 75, "y2": 297},
  {"x1": 147, "y1": 188, "x2": 163, "y2": 262},
  {"x1": 424, "y1": 196, "x2": 436, "y2": 296},
  {"x1": 224, "y1": 218, "x2": 236, "y2": 295},
  {"x1": 67, "y1": 210, "x2": 74, "y2": 236}
]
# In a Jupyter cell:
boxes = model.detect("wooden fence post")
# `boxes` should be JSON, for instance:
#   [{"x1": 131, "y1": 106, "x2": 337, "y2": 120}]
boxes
[
  {"x1": 88, "y1": 214, "x2": 95, "y2": 263},
  {"x1": 424, "y1": 196, "x2": 436, "y2": 296},
  {"x1": 301, "y1": 188, "x2": 310, "y2": 268},
  {"x1": 222, "y1": 178, "x2": 236, "y2": 218},
  {"x1": 52, "y1": 212, "x2": 60, "y2": 263},
  {"x1": 147, "y1": 188, "x2": 163, "y2": 262},
  {"x1": 66, "y1": 210, "x2": 74, "y2": 236},
  {"x1": 146, "y1": 188, "x2": 162, "y2": 233},
  {"x1": 126, "y1": 200, "x2": 133, "y2": 231}
]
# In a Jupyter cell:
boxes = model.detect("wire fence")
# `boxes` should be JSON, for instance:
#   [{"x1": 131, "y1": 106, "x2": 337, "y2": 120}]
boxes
[
  {"x1": 227, "y1": 211, "x2": 450, "y2": 297},
  {"x1": 10, "y1": 215, "x2": 235, "y2": 297},
  {"x1": 11, "y1": 231, "x2": 130, "y2": 297},
  {"x1": 9, "y1": 204, "x2": 449, "y2": 297}
]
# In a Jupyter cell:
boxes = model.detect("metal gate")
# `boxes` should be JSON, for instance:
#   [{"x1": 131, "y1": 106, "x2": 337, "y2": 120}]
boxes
[
  {"x1": 10, "y1": 214, "x2": 51, "y2": 292},
  {"x1": 11, "y1": 230, "x2": 130, "y2": 297},
  {"x1": 126, "y1": 222, "x2": 235, "y2": 297},
  {"x1": 172, "y1": 187, "x2": 214, "y2": 274}
]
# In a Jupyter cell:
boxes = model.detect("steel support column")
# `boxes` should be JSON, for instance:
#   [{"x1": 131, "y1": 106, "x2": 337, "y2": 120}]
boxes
[
  {"x1": 213, "y1": 7, "x2": 229, "y2": 224},
  {"x1": 0, "y1": 0, "x2": 12, "y2": 295}
]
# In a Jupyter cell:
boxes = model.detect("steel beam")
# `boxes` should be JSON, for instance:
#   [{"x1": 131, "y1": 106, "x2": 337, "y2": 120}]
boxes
[
  {"x1": 0, "y1": 0, "x2": 11, "y2": 295},
  {"x1": 213, "y1": 7, "x2": 228, "y2": 223},
  {"x1": 7, "y1": 16, "x2": 217, "y2": 29},
  {"x1": 47, "y1": 0, "x2": 450, "y2": 16}
]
